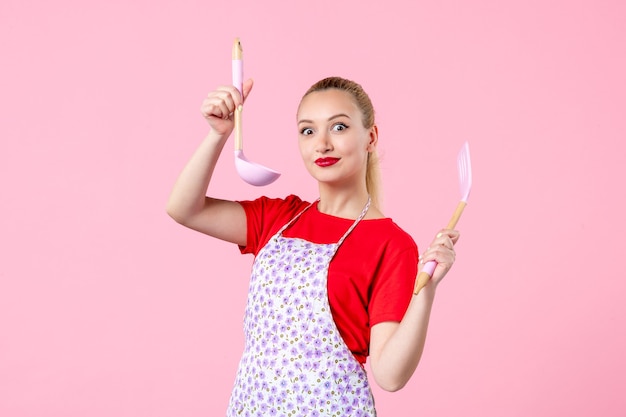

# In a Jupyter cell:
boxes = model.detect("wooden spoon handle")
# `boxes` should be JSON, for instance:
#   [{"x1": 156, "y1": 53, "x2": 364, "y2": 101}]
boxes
[
  {"x1": 234, "y1": 105, "x2": 243, "y2": 151},
  {"x1": 232, "y1": 38, "x2": 244, "y2": 151}
]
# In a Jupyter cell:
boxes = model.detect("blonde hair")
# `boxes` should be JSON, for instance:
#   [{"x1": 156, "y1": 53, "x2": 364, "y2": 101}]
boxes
[{"x1": 301, "y1": 77, "x2": 383, "y2": 209}]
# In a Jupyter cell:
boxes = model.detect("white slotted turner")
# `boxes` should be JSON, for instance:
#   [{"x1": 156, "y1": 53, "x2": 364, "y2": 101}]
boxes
[{"x1": 413, "y1": 141, "x2": 473, "y2": 295}]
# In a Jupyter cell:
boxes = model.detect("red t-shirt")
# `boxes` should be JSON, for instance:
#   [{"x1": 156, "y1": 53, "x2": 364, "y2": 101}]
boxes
[{"x1": 238, "y1": 195, "x2": 418, "y2": 364}]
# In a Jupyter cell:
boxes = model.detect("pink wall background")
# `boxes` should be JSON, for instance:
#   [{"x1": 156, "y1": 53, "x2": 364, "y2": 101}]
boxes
[{"x1": 1, "y1": 0, "x2": 625, "y2": 416}]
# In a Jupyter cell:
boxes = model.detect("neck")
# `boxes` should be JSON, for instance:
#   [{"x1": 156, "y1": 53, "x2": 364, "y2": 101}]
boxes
[{"x1": 316, "y1": 184, "x2": 370, "y2": 219}]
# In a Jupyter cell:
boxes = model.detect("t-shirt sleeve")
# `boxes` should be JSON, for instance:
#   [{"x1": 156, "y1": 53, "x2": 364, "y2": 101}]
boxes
[
  {"x1": 368, "y1": 241, "x2": 418, "y2": 327},
  {"x1": 237, "y1": 194, "x2": 306, "y2": 255}
]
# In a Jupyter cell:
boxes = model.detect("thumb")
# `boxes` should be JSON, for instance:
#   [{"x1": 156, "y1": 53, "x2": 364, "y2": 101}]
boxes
[{"x1": 242, "y1": 78, "x2": 254, "y2": 102}]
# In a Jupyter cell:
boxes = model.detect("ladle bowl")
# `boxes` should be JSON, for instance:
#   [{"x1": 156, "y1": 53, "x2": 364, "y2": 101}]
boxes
[{"x1": 234, "y1": 149, "x2": 281, "y2": 187}]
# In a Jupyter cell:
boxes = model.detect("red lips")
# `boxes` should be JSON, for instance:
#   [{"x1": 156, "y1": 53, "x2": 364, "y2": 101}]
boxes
[{"x1": 315, "y1": 157, "x2": 340, "y2": 167}]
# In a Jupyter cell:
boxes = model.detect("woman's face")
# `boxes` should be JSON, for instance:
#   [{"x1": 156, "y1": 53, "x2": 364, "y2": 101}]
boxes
[{"x1": 296, "y1": 89, "x2": 377, "y2": 187}]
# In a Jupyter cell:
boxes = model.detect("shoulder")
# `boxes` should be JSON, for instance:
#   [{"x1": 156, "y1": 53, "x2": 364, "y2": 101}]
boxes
[
  {"x1": 337, "y1": 217, "x2": 418, "y2": 273},
  {"x1": 237, "y1": 195, "x2": 313, "y2": 255},
  {"x1": 359, "y1": 217, "x2": 417, "y2": 252},
  {"x1": 238, "y1": 194, "x2": 310, "y2": 216},
  {"x1": 238, "y1": 194, "x2": 313, "y2": 231}
]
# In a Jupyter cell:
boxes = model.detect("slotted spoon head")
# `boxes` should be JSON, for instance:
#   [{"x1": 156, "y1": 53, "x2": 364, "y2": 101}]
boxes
[{"x1": 458, "y1": 141, "x2": 473, "y2": 202}]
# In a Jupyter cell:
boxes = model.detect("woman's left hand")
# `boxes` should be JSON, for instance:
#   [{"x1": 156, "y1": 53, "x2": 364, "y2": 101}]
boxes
[{"x1": 418, "y1": 229, "x2": 460, "y2": 287}]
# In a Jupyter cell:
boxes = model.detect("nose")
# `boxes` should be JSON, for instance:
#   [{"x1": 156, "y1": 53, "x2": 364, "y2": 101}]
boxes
[{"x1": 314, "y1": 130, "x2": 333, "y2": 154}]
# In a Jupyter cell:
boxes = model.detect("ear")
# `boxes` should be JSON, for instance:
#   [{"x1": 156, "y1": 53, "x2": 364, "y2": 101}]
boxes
[{"x1": 367, "y1": 125, "x2": 379, "y2": 152}]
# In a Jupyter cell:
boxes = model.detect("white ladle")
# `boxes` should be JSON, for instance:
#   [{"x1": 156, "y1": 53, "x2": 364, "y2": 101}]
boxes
[{"x1": 232, "y1": 38, "x2": 280, "y2": 186}]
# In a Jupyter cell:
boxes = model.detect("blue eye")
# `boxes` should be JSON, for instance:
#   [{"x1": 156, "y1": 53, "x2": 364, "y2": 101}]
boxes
[{"x1": 300, "y1": 127, "x2": 314, "y2": 136}]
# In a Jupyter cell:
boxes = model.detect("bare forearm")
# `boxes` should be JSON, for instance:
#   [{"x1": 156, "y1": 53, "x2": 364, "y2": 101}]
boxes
[
  {"x1": 371, "y1": 229, "x2": 459, "y2": 391},
  {"x1": 166, "y1": 131, "x2": 227, "y2": 222},
  {"x1": 371, "y1": 285, "x2": 437, "y2": 391}
]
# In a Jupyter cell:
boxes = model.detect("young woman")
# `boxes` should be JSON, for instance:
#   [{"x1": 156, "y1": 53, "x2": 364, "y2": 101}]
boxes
[{"x1": 167, "y1": 76, "x2": 459, "y2": 416}]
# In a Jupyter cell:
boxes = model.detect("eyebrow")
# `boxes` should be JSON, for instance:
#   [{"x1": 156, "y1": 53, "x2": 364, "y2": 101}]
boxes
[{"x1": 297, "y1": 113, "x2": 351, "y2": 125}]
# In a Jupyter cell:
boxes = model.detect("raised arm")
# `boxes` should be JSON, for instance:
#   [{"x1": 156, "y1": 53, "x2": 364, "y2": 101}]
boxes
[
  {"x1": 166, "y1": 79, "x2": 254, "y2": 246},
  {"x1": 368, "y1": 229, "x2": 460, "y2": 392}
]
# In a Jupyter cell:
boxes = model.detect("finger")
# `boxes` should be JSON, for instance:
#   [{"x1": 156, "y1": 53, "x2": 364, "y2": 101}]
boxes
[
  {"x1": 213, "y1": 89, "x2": 237, "y2": 110},
  {"x1": 242, "y1": 78, "x2": 254, "y2": 102},
  {"x1": 442, "y1": 229, "x2": 460, "y2": 243},
  {"x1": 429, "y1": 235, "x2": 452, "y2": 252},
  {"x1": 211, "y1": 85, "x2": 243, "y2": 106},
  {"x1": 216, "y1": 83, "x2": 248, "y2": 106},
  {"x1": 442, "y1": 236, "x2": 455, "y2": 250},
  {"x1": 436, "y1": 229, "x2": 459, "y2": 239},
  {"x1": 200, "y1": 99, "x2": 226, "y2": 120},
  {"x1": 203, "y1": 91, "x2": 238, "y2": 119},
  {"x1": 432, "y1": 234, "x2": 453, "y2": 249},
  {"x1": 433, "y1": 230, "x2": 460, "y2": 246},
  {"x1": 214, "y1": 84, "x2": 240, "y2": 95},
  {"x1": 447, "y1": 229, "x2": 460, "y2": 244},
  {"x1": 435, "y1": 246, "x2": 455, "y2": 263},
  {"x1": 217, "y1": 94, "x2": 236, "y2": 118},
  {"x1": 421, "y1": 243, "x2": 456, "y2": 265},
  {"x1": 201, "y1": 101, "x2": 231, "y2": 120},
  {"x1": 200, "y1": 101, "x2": 217, "y2": 119}
]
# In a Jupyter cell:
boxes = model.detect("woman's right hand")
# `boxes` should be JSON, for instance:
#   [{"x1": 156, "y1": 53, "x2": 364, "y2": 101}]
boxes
[{"x1": 200, "y1": 78, "x2": 254, "y2": 136}]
